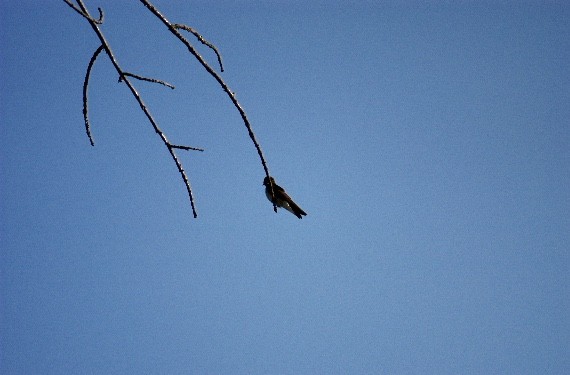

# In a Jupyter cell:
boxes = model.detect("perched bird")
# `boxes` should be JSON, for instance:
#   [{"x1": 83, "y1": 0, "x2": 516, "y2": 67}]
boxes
[{"x1": 263, "y1": 176, "x2": 307, "y2": 219}]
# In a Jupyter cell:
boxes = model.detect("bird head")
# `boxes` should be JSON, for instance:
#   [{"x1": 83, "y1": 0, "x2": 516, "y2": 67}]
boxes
[{"x1": 263, "y1": 176, "x2": 275, "y2": 186}]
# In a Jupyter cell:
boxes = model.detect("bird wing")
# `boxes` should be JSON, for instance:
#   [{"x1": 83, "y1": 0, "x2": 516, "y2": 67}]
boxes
[{"x1": 276, "y1": 188, "x2": 307, "y2": 217}]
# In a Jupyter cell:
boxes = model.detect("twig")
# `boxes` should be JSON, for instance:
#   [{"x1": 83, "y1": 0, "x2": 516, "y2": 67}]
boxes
[
  {"x1": 173, "y1": 24, "x2": 224, "y2": 72},
  {"x1": 83, "y1": 44, "x2": 104, "y2": 146},
  {"x1": 140, "y1": 0, "x2": 277, "y2": 212},
  {"x1": 171, "y1": 144, "x2": 205, "y2": 152},
  {"x1": 120, "y1": 72, "x2": 175, "y2": 89},
  {"x1": 63, "y1": 0, "x2": 103, "y2": 24}
]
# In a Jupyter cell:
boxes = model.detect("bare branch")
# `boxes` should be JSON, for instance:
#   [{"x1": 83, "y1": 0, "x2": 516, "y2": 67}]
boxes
[
  {"x1": 68, "y1": 0, "x2": 202, "y2": 217},
  {"x1": 170, "y1": 144, "x2": 205, "y2": 152},
  {"x1": 140, "y1": 0, "x2": 277, "y2": 212},
  {"x1": 67, "y1": 0, "x2": 279, "y2": 216},
  {"x1": 82, "y1": 44, "x2": 104, "y2": 146},
  {"x1": 63, "y1": 0, "x2": 103, "y2": 24},
  {"x1": 173, "y1": 23, "x2": 224, "y2": 72},
  {"x1": 120, "y1": 72, "x2": 175, "y2": 89}
]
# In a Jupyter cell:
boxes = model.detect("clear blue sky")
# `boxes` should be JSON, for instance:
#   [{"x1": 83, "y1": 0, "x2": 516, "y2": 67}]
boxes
[{"x1": 1, "y1": 1, "x2": 569, "y2": 374}]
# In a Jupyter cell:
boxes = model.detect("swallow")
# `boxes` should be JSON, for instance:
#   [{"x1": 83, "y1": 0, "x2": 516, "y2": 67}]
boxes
[{"x1": 263, "y1": 176, "x2": 307, "y2": 219}]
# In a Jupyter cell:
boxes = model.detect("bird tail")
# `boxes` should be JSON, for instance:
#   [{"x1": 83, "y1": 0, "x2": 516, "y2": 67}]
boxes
[{"x1": 287, "y1": 201, "x2": 307, "y2": 219}]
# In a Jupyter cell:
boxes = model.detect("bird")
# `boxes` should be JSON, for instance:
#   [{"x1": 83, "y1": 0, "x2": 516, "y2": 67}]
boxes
[{"x1": 263, "y1": 176, "x2": 307, "y2": 219}]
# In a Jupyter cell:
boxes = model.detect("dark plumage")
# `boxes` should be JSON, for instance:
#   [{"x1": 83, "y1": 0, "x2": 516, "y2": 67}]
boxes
[{"x1": 263, "y1": 176, "x2": 307, "y2": 219}]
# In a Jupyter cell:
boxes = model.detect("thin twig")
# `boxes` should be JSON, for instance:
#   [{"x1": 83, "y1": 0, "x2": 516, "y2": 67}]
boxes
[
  {"x1": 83, "y1": 44, "x2": 104, "y2": 146},
  {"x1": 173, "y1": 24, "x2": 224, "y2": 72},
  {"x1": 63, "y1": 0, "x2": 103, "y2": 24},
  {"x1": 121, "y1": 72, "x2": 175, "y2": 89},
  {"x1": 69, "y1": 0, "x2": 202, "y2": 217},
  {"x1": 140, "y1": 0, "x2": 277, "y2": 212},
  {"x1": 171, "y1": 144, "x2": 205, "y2": 152}
]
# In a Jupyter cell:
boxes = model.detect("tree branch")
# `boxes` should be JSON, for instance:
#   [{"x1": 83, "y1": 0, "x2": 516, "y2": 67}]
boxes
[
  {"x1": 171, "y1": 144, "x2": 205, "y2": 152},
  {"x1": 120, "y1": 72, "x2": 175, "y2": 89},
  {"x1": 139, "y1": 0, "x2": 277, "y2": 212},
  {"x1": 63, "y1": 0, "x2": 103, "y2": 24},
  {"x1": 83, "y1": 44, "x2": 104, "y2": 146},
  {"x1": 67, "y1": 0, "x2": 279, "y2": 216},
  {"x1": 68, "y1": 0, "x2": 203, "y2": 217},
  {"x1": 173, "y1": 23, "x2": 224, "y2": 72}
]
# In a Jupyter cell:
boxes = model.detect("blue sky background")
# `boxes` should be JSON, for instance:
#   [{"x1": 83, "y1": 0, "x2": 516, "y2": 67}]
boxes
[{"x1": 1, "y1": 1, "x2": 569, "y2": 374}]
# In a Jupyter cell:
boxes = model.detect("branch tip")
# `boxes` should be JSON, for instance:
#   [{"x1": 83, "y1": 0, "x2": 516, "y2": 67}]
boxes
[
  {"x1": 173, "y1": 23, "x2": 224, "y2": 72},
  {"x1": 63, "y1": 0, "x2": 104, "y2": 24},
  {"x1": 121, "y1": 72, "x2": 175, "y2": 89},
  {"x1": 170, "y1": 144, "x2": 205, "y2": 152},
  {"x1": 82, "y1": 45, "x2": 105, "y2": 146}
]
